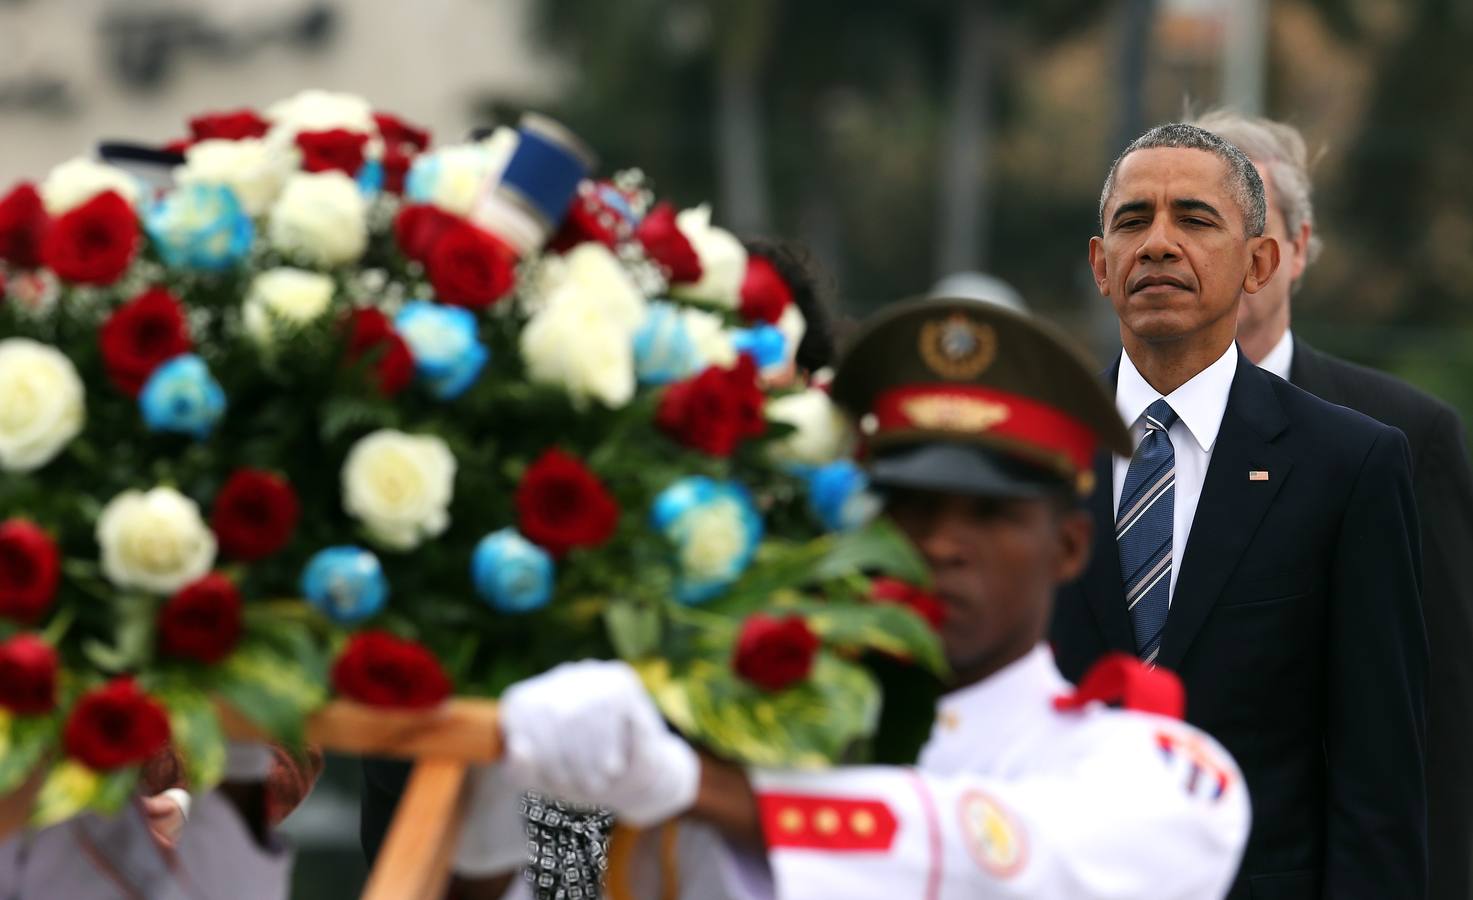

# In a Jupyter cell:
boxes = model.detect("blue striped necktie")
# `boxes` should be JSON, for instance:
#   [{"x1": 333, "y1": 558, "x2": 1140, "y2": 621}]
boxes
[{"x1": 1117, "y1": 398, "x2": 1178, "y2": 666}]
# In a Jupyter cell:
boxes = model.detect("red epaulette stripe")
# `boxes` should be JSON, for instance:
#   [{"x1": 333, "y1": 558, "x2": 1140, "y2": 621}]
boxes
[{"x1": 758, "y1": 792, "x2": 898, "y2": 852}]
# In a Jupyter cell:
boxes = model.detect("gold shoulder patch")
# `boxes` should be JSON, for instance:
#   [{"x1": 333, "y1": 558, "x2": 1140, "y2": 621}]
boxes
[{"x1": 957, "y1": 788, "x2": 1027, "y2": 879}]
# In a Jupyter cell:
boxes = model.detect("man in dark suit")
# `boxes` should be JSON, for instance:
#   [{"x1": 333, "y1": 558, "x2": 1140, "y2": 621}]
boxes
[
  {"x1": 1196, "y1": 109, "x2": 1473, "y2": 900},
  {"x1": 1051, "y1": 123, "x2": 1428, "y2": 898}
]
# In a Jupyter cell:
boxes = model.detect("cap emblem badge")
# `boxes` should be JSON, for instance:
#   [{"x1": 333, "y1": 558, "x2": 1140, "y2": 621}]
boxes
[{"x1": 921, "y1": 314, "x2": 996, "y2": 379}]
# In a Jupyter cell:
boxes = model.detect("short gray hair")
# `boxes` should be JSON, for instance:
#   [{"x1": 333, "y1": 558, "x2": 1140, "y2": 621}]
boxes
[
  {"x1": 1191, "y1": 110, "x2": 1323, "y2": 265},
  {"x1": 1098, "y1": 123, "x2": 1267, "y2": 238}
]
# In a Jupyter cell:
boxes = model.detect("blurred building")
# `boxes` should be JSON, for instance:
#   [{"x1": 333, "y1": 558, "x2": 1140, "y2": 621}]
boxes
[{"x1": 0, "y1": 0, "x2": 562, "y2": 183}]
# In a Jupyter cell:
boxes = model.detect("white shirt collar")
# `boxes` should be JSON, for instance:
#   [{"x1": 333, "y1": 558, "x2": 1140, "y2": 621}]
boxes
[
  {"x1": 1257, "y1": 329, "x2": 1294, "y2": 381},
  {"x1": 1116, "y1": 342, "x2": 1238, "y2": 454}
]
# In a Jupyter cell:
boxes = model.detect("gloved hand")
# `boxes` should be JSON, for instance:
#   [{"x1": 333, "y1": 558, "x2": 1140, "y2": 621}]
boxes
[
  {"x1": 500, "y1": 659, "x2": 700, "y2": 827},
  {"x1": 453, "y1": 764, "x2": 530, "y2": 878}
]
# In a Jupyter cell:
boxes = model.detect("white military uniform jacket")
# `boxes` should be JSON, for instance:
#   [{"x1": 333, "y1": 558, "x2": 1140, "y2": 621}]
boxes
[{"x1": 587, "y1": 644, "x2": 1250, "y2": 900}]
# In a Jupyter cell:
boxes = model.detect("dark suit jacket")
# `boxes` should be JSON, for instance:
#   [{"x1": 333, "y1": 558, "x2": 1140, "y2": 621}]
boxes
[
  {"x1": 1291, "y1": 337, "x2": 1473, "y2": 900},
  {"x1": 1051, "y1": 349, "x2": 1428, "y2": 900}
]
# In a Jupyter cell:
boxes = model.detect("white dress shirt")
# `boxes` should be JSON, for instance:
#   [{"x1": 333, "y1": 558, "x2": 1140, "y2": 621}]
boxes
[
  {"x1": 1113, "y1": 342, "x2": 1239, "y2": 601},
  {"x1": 1257, "y1": 329, "x2": 1294, "y2": 381}
]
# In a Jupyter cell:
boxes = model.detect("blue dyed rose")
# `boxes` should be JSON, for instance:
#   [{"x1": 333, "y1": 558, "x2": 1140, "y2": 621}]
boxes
[
  {"x1": 139, "y1": 354, "x2": 226, "y2": 439},
  {"x1": 144, "y1": 183, "x2": 254, "y2": 271},
  {"x1": 633, "y1": 301, "x2": 703, "y2": 385},
  {"x1": 806, "y1": 460, "x2": 882, "y2": 532},
  {"x1": 300, "y1": 546, "x2": 388, "y2": 623},
  {"x1": 471, "y1": 528, "x2": 554, "y2": 613},
  {"x1": 730, "y1": 324, "x2": 787, "y2": 372},
  {"x1": 356, "y1": 158, "x2": 385, "y2": 196},
  {"x1": 651, "y1": 476, "x2": 764, "y2": 604},
  {"x1": 394, "y1": 301, "x2": 489, "y2": 399}
]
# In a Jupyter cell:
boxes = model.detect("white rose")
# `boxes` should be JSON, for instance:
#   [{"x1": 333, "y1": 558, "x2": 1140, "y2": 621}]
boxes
[
  {"x1": 407, "y1": 135, "x2": 515, "y2": 217},
  {"x1": 670, "y1": 206, "x2": 747, "y2": 307},
  {"x1": 265, "y1": 89, "x2": 376, "y2": 145},
  {"x1": 0, "y1": 338, "x2": 85, "y2": 473},
  {"x1": 766, "y1": 389, "x2": 855, "y2": 466},
  {"x1": 176, "y1": 138, "x2": 290, "y2": 217},
  {"x1": 679, "y1": 498, "x2": 748, "y2": 581},
  {"x1": 268, "y1": 171, "x2": 367, "y2": 266},
  {"x1": 96, "y1": 487, "x2": 217, "y2": 594},
  {"x1": 243, "y1": 267, "x2": 336, "y2": 344},
  {"x1": 342, "y1": 430, "x2": 457, "y2": 550},
  {"x1": 775, "y1": 301, "x2": 808, "y2": 369},
  {"x1": 540, "y1": 243, "x2": 647, "y2": 334},
  {"x1": 520, "y1": 294, "x2": 635, "y2": 409},
  {"x1": 39, "y1": 157, "x2": 140, "y2": 214},
  {"x1": 680, "y1": 307, "x2": 737, "y2": 368}
]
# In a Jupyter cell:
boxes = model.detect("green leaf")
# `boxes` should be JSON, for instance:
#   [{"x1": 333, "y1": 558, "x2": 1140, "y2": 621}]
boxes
[
  {"x1": 0, "y1": 712, "x2": 55, "y2": 795},
  {"x1": 604, "y1": 601, "x2": 662, "y2": 660},
  {"x1": 636, "y1": 653, "x2": 881, "y2": 768},
  {"x1": 789, "y1": 601, "x2": 948, "y2": 677},
  {"x1": 158, "y1": 689, "x2": 226, "y2": 791},
  {"x1": 812, "y1": 520, "x2": 930, "y2": 586},
  {"x1": 214, "y1": 644, "x2": 327, "y2": 746},
  {"x1": 29, "y1": 761, "x2": 139, "y2": 828}
]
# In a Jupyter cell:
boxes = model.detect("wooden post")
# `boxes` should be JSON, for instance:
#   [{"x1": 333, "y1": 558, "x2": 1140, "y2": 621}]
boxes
[
  {"x1": 361, "y1": 758, "x2": 471, "y2": 900},
  {"x1": 221, "y1": 698, "x2": 502, "y2": 898}
]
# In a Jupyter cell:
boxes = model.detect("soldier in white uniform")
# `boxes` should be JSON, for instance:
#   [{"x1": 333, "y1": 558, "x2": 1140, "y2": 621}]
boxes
[{"x1": 456, "y1": 297, "x2": 1251, "y2": 899}]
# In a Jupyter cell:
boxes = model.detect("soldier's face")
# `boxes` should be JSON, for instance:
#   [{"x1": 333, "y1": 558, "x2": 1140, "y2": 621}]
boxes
[
  {"x1": 1091, "y1": 147, "x2": 1279, "y2": 349},
  {"x1": 885, "y1": 489, "x2": 1092, "y2": 682}
]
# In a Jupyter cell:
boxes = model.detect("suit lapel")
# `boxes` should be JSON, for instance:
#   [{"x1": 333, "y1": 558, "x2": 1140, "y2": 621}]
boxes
[{"x1": 1158, "y1": 354, "x2": 1292, "y2": 670}]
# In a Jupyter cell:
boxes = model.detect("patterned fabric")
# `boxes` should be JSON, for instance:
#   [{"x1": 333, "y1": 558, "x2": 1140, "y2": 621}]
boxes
[
  {"x1": 521, "y1": 793, "x2": 613, "y2": 900},
  {"x1": 1117, "y1": 398, "x2": 1178, "y2": 665}
]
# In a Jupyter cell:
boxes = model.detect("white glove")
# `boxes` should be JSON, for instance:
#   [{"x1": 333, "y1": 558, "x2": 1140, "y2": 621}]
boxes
[
  {"x1": 453, "y1": 764, "x2": 530, "y2": 877},
  {"x1": 500, "y1": 659, "x2": 700, "y2": 827}
]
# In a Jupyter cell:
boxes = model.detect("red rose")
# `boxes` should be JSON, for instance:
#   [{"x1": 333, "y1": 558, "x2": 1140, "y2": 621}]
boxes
[
  {"x1": 547, "y1": 182, "x2": 621, "y2": 253},
  {"x1": 41, "y1": 191, "x2": 138, "y2": 286},
  {"x1": 732, "y1": 614, "x2": 820, "y2": 692},
  {"x1": 157, "y1": 573, "x2": 242, "y2": 664},
  {"x1": 515, "y1": 449, "x2": 620, "y2": 557},
  {"x1": 382, "y1": 147, "x2": 412, "y2": 195},
  {"x1": 0, "y1": 635, "x2": 58, "y2": 715},
  {"x1": 0, "y1": 183, "x2": 48, "y2": 268},
  {"x1": 295, "y1": 128, "x2": 370, "y2": 175},
  {"x1": 63, "y1": 678, "x2": 171, "y2": 771},
  {"x1": 870, "y1": 578, "x2": 947, "y2": 630},
  {"x1": 393, "y1": 203, "x2": 461, "y2": 263},
  {"x1": 656, "y1": 355, "x2": 766, "y2": 457},
  {"x1": 344, "y1": 308, "x2": 414, "y2": 396},
  {"x1": 373, "y1": 112, "x2": 430, "y2": 152},
  {"x1": 188, "y1": 109, "x2": 270, "y2": 142},
  {"x1": 211, "y1": 469, "x2": 300, "y2": 561},
  {"x1": 98, "y1": 287, "x2": 192, "y2": 396},
  {"x1": 739, "y1": 255, "x2": 793, "y2": 325},
  {"x1": 636, "y1": 203, "x2": 702, "y2": 284},
  {"x1": 426, "y1": 220, "x2": 517, "y2": 309},
  {"x1": 331, "y1": 631, "x2": 451, "y2": 709},
  {"x1": 0, "y1": 519, "x2": 60, "y2": 624}
]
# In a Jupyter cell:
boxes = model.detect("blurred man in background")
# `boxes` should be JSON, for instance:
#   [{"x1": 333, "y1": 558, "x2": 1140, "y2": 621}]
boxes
[{"x1": 1198, "y1": 109, "x2": 1473, "y2": 900}]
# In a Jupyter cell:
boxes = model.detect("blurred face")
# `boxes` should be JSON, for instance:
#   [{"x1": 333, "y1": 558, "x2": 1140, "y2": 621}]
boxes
[
  {"x1": 1091, "y1": 147, "x2": 1279, "y2": 349},
  {"x1": 885, "y1": 488, "x2": 1091, "y2": 683},
  {"x1": 1235, "y1": 164, "x2": 1311, "y2": 338}
]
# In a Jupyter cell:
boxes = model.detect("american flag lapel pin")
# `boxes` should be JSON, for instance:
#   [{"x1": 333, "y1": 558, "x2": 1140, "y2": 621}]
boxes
[{"x1": 1248, "y1": 470, "x2": 1269, "y2": 481}]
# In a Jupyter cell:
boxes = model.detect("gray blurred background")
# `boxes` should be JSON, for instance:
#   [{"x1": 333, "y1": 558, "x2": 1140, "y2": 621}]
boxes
[{"x1": 4, "y1": 0, "x2": 1470, "y2": 894}]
